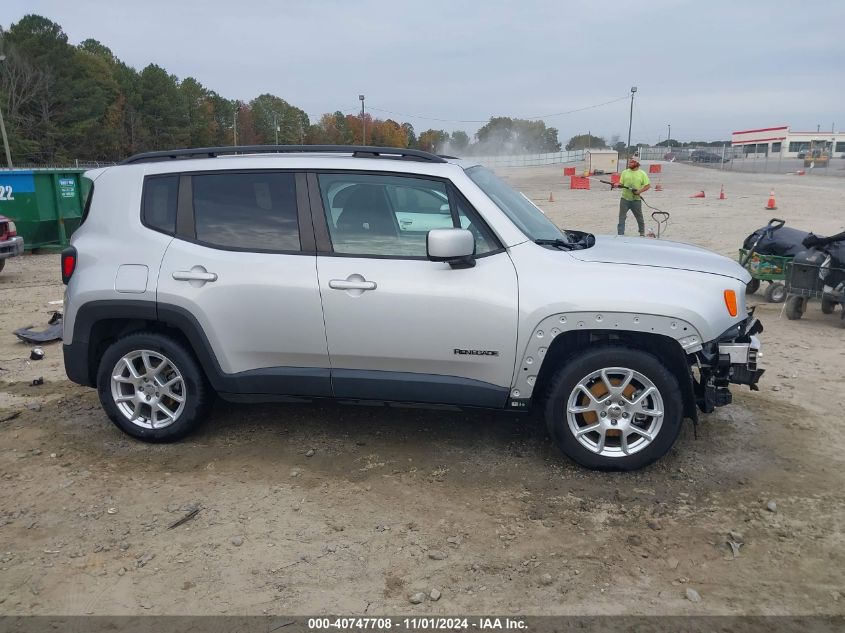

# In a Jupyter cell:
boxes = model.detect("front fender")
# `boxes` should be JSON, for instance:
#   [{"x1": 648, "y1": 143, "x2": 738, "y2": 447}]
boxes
[{"x1": 509, "y1": 311, "x2": 702, "y2": 400}]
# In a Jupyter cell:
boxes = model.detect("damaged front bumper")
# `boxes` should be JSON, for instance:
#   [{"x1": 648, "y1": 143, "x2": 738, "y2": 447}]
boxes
[{"x1": 693, "y1": 313, "x2": 764, "y2": 413}]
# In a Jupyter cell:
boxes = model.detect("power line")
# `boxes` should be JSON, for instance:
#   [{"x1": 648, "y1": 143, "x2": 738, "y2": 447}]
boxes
[{"x1": 365, "y1": 95, "x2": 630, "y2": 125}]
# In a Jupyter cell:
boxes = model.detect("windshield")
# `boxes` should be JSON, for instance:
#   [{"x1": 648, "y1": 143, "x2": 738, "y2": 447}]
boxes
[{"x1": 466, "y1": 165, "x2": 567, "y2": 242}]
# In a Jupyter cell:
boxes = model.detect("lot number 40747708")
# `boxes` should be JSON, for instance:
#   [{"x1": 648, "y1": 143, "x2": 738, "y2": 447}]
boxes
[{"x1": 0, "y1": 186, "x2": 14, "y2": 201}]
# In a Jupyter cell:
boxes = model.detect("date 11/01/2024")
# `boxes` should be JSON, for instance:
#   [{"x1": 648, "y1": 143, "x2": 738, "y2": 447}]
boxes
[{"x1": 308, "y1": 617, "x2": 527, "y2": 630}]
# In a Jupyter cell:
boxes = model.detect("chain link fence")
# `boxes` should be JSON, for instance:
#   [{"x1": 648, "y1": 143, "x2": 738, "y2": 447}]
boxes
[
  {"x1": 637, "y1": 145, "x2": 844, "y2": 177},
  {"x1": 469, "y1": 149, "x2": 586, "y2": 168},
  {"x1": 0, "y1": 160, "x2": 116, "y2": 171}
]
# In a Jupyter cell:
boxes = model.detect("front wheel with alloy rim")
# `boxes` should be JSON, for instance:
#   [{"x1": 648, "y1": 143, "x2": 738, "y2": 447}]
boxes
[
  {"x1": 96, "y1": 332, "x2": 212, "y2": 442},
  {"x1": 544, "y1": 347, "x2": 683, "y2": 470}
]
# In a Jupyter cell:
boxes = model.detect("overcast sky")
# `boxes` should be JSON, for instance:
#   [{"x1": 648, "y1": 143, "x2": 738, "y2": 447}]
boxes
[{"x1": 5, "y1": 0, "x2": 844, "y2": 143}]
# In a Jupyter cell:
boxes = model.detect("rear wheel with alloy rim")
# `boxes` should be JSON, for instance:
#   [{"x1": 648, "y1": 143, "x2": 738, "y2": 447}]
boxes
[
  {"x1": 545, "y1": 347, "x2": 683, "y2": 470},
  {"x1": 97, "y1": 332, "x2": 212, "y2": 441}
]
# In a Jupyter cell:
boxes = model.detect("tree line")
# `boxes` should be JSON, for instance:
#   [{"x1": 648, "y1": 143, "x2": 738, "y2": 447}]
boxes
[{"x1": 0, "y1": 15, "x2": 563, "y2": 165}]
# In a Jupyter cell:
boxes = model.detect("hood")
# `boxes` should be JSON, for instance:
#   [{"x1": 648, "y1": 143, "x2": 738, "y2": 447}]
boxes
[{"x1": 568, "y1": 235, "x2": 749, "y2": 281}]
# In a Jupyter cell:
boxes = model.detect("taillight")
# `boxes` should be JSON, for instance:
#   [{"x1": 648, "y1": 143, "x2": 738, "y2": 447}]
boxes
[
  {"x1": 6, "y1": 221, "x2": 15, "y2": 237},
  {"x1": 61, "y1": 247, "x2": 77, "y2": 284}
]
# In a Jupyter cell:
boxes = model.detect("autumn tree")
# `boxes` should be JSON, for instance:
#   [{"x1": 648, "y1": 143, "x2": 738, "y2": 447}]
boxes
[{"x1": 417, "y1": 129, "x2": 449, "y2": 153}]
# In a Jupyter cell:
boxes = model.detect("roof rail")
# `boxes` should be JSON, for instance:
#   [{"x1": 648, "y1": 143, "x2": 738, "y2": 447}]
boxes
[{"x1": 120, "y1": 145, "x2": 448, "y2": 165}]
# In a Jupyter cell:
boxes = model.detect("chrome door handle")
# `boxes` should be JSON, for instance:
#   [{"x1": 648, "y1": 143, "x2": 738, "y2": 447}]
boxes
[
  {"x1": 173, "y1": 270, "x2": 218, "y2": 282},
  {"x1": 329, "y1": 279, "x2": 376, "y2": 291}
]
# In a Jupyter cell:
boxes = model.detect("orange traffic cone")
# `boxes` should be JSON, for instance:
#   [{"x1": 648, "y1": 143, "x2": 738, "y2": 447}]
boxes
[
  {"x1": 655, "y1": 180, "x2": 663, "y2": 192},
  {"x1": 690, "y1": 190, "x2": 705, "y2": 198},
  {"x1": 719, "y1": 185, "x2": 726, "y2": 200},
  {"x1": 765, "y1": 190, "x2": 777, "y2": 210},
  {"x1": 548, "y1": 192, "x2": 555, "y2": 203}
]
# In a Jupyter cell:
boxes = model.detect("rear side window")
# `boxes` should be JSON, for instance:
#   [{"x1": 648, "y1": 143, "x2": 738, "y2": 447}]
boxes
[
  {"x1": 192, "y1": 172, "x2": 300, "y2": 251},
  {"x1": 142, "y1": 176, "x2": 179, "y2": 234}
]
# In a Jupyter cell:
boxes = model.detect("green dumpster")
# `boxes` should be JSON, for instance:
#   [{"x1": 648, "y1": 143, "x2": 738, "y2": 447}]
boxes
[{"x1": 0, "y1": 169, "x2": 90, "y2": 250}]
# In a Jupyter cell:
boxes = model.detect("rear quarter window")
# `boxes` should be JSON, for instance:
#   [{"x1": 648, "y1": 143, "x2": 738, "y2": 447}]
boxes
[
  {"x1": 80, "y1": 177, "x2": 94, "y2": 224},
  {"x1": 142, "y1": 175, "x2": 179, "y2": 234}
]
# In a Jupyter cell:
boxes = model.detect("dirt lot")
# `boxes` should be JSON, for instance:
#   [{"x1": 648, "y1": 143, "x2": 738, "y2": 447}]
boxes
[{"x1": 0, "y1": 162, "x2": 844, "y2": 616}]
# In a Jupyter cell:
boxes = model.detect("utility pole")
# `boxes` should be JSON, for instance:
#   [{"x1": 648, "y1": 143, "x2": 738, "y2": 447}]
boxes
[
  {"x1": 626, "y1": 86, "x2": 637, "y2": 158},
  {"x1": 273, "y1": 112, "x2": 279, "y2": 145},
  {"x1": 0, "y1": 55, "x2": 13, "y2": 168},
  {"x1": 233, "y1": 108, "x2": 238, "y2": 146},
  {"x1": 359, "y1": 94, "x2": 366, "y2": 145},
  {"x1": 667, "y1": 123, "x2": 671, "y2": 149}
]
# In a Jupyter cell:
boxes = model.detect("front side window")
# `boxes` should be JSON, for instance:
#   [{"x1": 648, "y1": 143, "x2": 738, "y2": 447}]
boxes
[
  {"x1": 317, "y1": 173, "x2": 498, "y2": 257},
  {"x1": 192, "y1": 172, "x2": 300, "y2": 251}
]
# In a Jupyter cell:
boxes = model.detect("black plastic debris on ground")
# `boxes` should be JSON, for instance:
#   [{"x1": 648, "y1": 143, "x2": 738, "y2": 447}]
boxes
[{"x1": 13, "y1": 312, "x2": 63, "y2": 344}]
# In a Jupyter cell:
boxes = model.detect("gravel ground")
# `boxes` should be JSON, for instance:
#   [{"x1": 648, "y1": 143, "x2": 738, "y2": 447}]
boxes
[{"x1": 0, "y1": 162, "x2": 843, "y2": 616}]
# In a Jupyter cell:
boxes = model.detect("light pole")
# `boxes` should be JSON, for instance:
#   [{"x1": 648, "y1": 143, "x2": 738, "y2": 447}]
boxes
[
  {"x1": 273, "y1": 112, "x2": 279, "y2": 145},
  {"x1": 233, "y1": 108, "x2": 238, "y2": 146},
  {"x1": 359, "y1": 94, "x2": 366, "y2": 146},
  {"x1": 667, "y1": 124, "x2": 671, "y2": 149},
  {"x1": 0, "y1": 54, "x2": 13, "y2": 168},
  {"x1": 625, "y1": 86, "x2": 637, "y2": 159}
]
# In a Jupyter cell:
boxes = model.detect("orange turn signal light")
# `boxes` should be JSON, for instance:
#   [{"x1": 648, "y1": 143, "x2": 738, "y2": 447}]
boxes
[{"x1": 724, "y1": 290, "x2": 738, "y2": 317}]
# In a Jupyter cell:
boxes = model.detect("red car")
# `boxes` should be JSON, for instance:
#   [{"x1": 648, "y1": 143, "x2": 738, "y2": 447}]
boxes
[{"x1": 0, "y1": 214, "x2": 24, "y2": 274}]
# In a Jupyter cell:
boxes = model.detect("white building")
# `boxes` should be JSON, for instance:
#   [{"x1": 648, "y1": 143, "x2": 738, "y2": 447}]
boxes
[{"x1": 731, "y1": 125, "x2": 845, "y2": 158}]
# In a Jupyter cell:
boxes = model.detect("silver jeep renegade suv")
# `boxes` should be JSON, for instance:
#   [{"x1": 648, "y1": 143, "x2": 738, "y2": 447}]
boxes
[{"x1": 62, "y1": 145, "x2": 763, "y2": 470}]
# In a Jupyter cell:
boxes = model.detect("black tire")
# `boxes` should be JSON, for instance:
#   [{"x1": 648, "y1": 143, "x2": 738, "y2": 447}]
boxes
[
  {"x1": 785, "y1": 296, "x2": 805, "y2": 320},
  {"x1": 821, "y1": 296, "x2": 837, "y2": 315},
  {"x1": 0, "y1": 259, "x2": 5, "y2": 274},
  {"x1": 544, "y1": 347, "x2": 684, "y2": 471},
  {"x1": 96, "y1": 332, "x2": 213, "y2": 442},
  {"x1": 764, "y1": 282, "x2": 786, "y2": 303},
  {"x1": 746, "y1": 278, "x2": 760, "y2": 295}
]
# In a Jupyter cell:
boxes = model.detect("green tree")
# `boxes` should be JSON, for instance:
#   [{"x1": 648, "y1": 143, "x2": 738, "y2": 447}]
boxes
[
  {"x1": 78, "y1": 38, "x2": 115, "y2": 64},
  {"x1": 564, "y1": 134, "x2": 607, "y2": 151},
  {"x1": 449, "y1": 130, "x2": 469, "y2": 153},
  {"x1": 63, "y1": 49, "x2": 121, "y2": 160},
  {"x1": 208, "y1": 92, "x2": 235, "y2": 145},
  {"x1": 180, "y1": 77, "x2": 218, "y2": 147},
  {"x1": 139, "y1": 64, "x2": 188, "y2": 149},
  {"x1": 475, "y1": 117, "x2": 561, "y2": 153}
]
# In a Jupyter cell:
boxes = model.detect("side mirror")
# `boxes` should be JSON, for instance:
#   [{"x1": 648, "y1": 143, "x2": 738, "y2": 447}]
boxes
[{"x1": 427, "y1": 228, "x2": 476, "y2": 269}]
